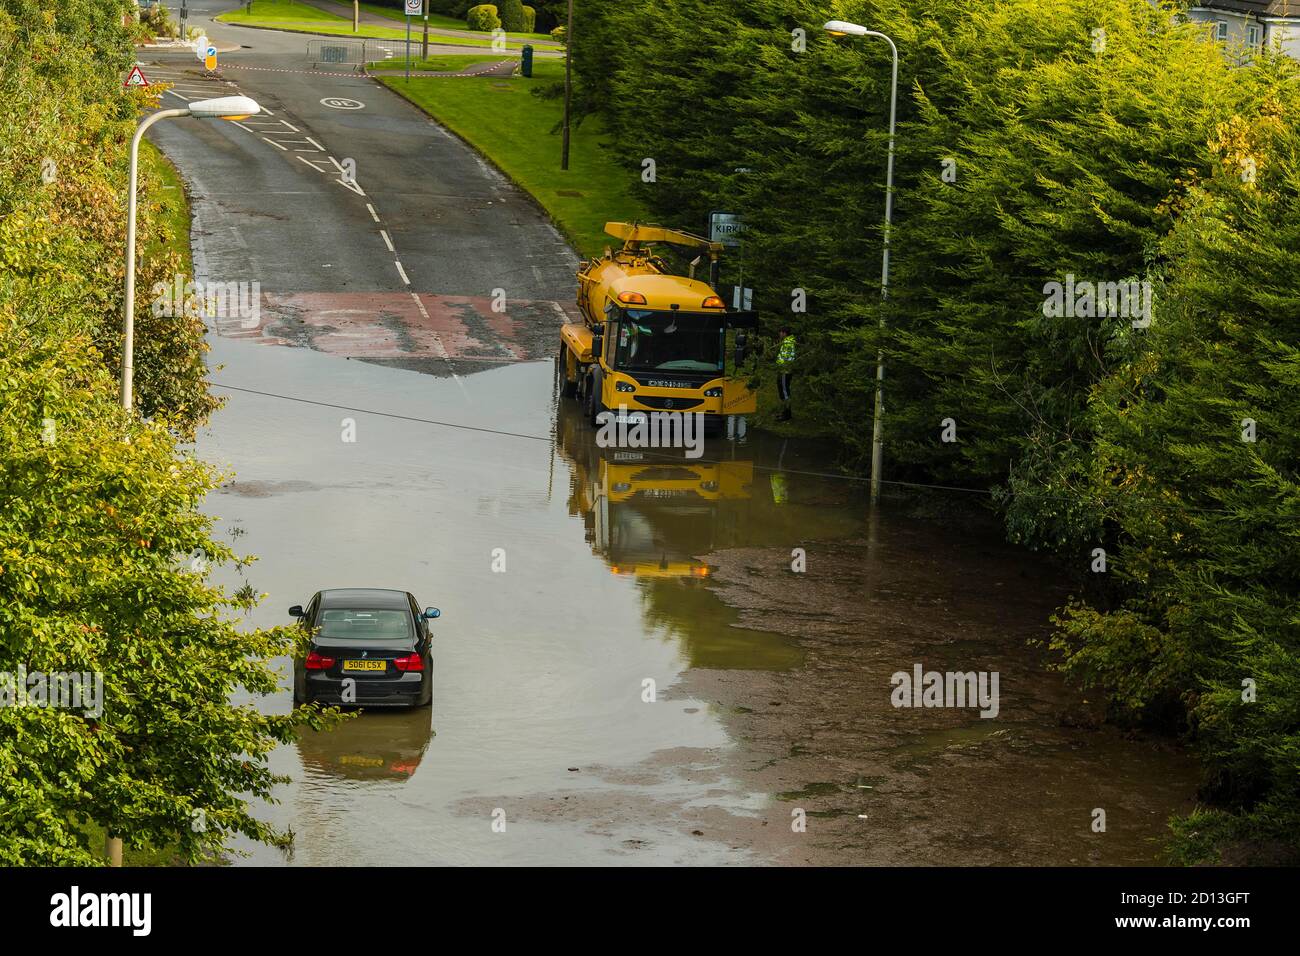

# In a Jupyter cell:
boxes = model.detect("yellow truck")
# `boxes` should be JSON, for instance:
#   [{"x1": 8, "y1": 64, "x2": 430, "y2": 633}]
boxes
[{"x1": 557, "y1": 222, "x2": 758, "y2": 429}]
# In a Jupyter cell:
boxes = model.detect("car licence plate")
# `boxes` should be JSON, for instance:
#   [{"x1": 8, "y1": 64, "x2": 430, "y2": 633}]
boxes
[{"x1": 342, "y1": 660, "x2": 386, "y2": 672}]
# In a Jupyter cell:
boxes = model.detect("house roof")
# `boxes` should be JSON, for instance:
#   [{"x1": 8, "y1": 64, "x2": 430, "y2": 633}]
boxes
[{"x1": 1193, "y1": 0, "x2": 1300, "y2": 16}]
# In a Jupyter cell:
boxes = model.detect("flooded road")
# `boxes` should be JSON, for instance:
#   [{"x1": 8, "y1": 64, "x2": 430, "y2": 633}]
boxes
[{"x1": 198, "y1": 335, "x2": 1198, "y2": 865}]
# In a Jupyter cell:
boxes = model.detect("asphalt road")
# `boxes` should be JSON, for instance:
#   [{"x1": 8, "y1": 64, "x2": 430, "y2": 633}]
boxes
[{"x1": 144, "y1": 0, "x2": 578, "y2": 377}]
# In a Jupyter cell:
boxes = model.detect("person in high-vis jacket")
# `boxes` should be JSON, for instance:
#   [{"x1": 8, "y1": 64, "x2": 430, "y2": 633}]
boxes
[{"x1": 775, "y1": 326, "x2": 796, "y2": 421}]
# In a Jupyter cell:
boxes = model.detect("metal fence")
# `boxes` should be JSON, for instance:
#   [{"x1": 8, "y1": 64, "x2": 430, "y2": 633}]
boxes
[{"x1": 305, "y1": 38, "x2": 413, "y2": 70}]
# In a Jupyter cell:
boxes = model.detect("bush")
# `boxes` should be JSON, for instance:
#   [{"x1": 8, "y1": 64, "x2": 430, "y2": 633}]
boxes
[
  {"x1": 466, "y1": 4, "x2": 500, "y2": 31},
  {"x1": 521, "y1": 4, "x2": 535, "y2": 33},
  {"x1": 496, "y1": 0, "x2": 524, "y2": 32},
  {"x1": 550, "y1": 24, "x2": 565, "y2": 45},
  {"x1": 140, "y1": 3, "x2": 175, "y2": 38}
]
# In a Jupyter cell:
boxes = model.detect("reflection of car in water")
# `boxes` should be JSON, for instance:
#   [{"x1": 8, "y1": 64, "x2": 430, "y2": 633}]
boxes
[
  {"x1": 296, "y1": 707, "x2": 434, "y2": 783},
  {"x1": 556, "y1": 400, "x2": 752, "y2": 579}
]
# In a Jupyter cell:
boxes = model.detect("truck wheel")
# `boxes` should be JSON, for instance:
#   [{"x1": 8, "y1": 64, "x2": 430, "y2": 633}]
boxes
[
  {"x1": 557, "y1": 347, "x2": 576, "y2": 398},
  {"x1": 584, "y1": 373, "x2": 605, "y2": 427}
]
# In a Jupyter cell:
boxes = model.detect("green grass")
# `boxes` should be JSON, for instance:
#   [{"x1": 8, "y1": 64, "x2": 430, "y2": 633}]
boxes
[
  {"x1": 140, "y1": 139, "x2": 192, "y2": 274},
  {"x1": 366, "y1": 53, "x2": 502, "y2": 71},
  {"x1": 218, "y1": 0, "x2": 532, "y2": 48},
  {"x1": 359, "y1": 2, "x2": 553, "y2": 40},
  {"x1": 379, "y1": 60, "x2": 648, "y2": 257},
  {"x1": 224, "y1": 0, "x2": 340, "y2": 22},
  {"x1": 80, "y1": 820, "x2": 187, "y2": 867}
]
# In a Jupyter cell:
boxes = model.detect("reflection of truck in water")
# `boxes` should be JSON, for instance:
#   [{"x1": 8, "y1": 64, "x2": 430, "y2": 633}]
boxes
[
  {"x1": 556, "y1": 399, "x2": 752, "y2": 579},
  {"x1": 557, "y1": 222, "x2": 758, "y2": 429}
]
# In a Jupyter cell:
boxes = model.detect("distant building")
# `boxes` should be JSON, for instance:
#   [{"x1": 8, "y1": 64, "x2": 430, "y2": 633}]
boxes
[{"x1": 1186, "y1": 1, "x2": 1300, "y2": 58}]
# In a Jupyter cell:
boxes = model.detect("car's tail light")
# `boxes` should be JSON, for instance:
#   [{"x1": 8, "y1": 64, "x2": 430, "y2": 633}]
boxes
[
  {"x1": 305, "y1": 651, "x2": 335, "y2": 670},
  {"x1": 393, "y1": 653, "x2": 424, "y2": 672}
]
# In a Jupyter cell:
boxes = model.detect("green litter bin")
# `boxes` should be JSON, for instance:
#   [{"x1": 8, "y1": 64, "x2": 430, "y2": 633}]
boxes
[{"x1": 521, "y1": 44, "x2": 533, "y2": 78}]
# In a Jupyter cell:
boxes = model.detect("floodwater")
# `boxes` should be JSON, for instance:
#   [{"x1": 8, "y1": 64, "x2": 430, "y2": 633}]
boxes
[{"x1": 197, "y1": 335, "x2": 1199, "y2": 865}]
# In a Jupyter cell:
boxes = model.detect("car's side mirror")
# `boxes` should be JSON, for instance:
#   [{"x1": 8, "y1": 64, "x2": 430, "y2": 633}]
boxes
[
  {"x1": 289, "y1": 605, "x2": 305, "y2": 618},
  {"x1": 423, "y1": 607, "x2": 441, "y2": 619}
]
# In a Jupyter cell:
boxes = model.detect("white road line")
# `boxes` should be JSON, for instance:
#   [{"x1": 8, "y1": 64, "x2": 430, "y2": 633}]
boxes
[
  {"x1": 394, "y1": 261, "x2": 410, "y2": 285},
  {"x1": 279, "y1": 120, "x2": 301, "y2": 132},
  {"x1": 366, "y1": 203, "x2": 379, "y2": 222},
  {"x1": 262, "y1": 137, "x2": 289, "y2": 151},
  {"x1": 305, "y1": 136, "x2": 326, "y2": 151},
  {"x1": 409, "y1": 292, "x2": 467, "y2": 393},
  {"x1": 380, "y1": 230, "x2": 394, "y2": 252},
  {"x1": 165, "y1": 89, "x2": 190, "y2": 101},
  {"x1": 297, "y1": 155, "x2": 331, "y2": 172},
  {"x1": 231, "y1": 121, "x2": 253, "y2": 132}
]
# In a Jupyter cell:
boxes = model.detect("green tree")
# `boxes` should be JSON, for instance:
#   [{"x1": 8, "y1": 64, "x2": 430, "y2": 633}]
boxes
[
  {"x1": 497, "y1": 0, "x2": 525, "y2": 32},
  {"x1": 0, "y1": 0, "x2": 343, "y2": 865}
]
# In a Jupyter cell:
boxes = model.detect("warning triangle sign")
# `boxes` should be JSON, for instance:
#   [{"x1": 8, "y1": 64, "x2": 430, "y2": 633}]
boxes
[{"x1": 124, "y1": 66, "x2": 149, "y2": 88}]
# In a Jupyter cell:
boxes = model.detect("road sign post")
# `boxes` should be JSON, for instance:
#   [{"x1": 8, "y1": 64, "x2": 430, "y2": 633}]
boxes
[
  {"x1": 404, "y1": 0, "x2": 422, "y2": 80},
  {"x1": 709, "y1": 212, "x2": 749, "y2": 308}
]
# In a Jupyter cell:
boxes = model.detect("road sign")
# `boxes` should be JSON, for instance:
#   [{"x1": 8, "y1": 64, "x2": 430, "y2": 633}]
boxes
[
  {"x1": 404, "y1": 0, "x2": 422, "y2": 13},
  {"x1": 123, "y1": 65, "x2": 150, "y2": 88},
  {"x1": 204, "y1": 53, "x2": 217, "y2": 70},
  {"x1": 709, "y1": 211, "x2": 746, "y2": 247},
  {"x1": 320, "y1": 97, "x2": 365, "y2": 110},
  {"x1": 194, "y1": 35, "x2": 207, "y2": 60}
]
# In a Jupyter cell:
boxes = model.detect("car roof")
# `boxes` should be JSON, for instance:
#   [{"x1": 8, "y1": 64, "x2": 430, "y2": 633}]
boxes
[{"x1": 319, "y1": 588, "x2": 411, "y2": 610}]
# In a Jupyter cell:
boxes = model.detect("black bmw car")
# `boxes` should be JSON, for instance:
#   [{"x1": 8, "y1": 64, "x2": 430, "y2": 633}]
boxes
[{"x1": 290, "y1": 588, "x2": 440, "y2": 708}]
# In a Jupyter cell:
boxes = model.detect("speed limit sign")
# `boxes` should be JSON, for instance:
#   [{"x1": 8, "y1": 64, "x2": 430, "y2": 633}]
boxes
[{"x1": 404, "y1": 0, "x2": 422, "y2": 13}]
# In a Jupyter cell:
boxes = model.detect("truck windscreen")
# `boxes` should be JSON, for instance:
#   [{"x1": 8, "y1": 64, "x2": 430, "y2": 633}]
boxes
[{"x1": 612, "y1": 310, "x2": 724, "y2": 374}]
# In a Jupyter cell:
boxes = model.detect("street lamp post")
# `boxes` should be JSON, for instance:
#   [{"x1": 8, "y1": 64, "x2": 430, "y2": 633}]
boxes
[
  {"x1": 121, "y1": 96, "x2": 260, "y2": 412},
  {"x1": 824, "y1": 19, "x2": 897, "y2": 507},
  {"x1": 561, "y1": 0, "x2": 574, "y2": 170}
]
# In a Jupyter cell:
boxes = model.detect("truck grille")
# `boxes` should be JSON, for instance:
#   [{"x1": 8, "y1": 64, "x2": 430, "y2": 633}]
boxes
[{"x1": 637, "y1": 396, "x2": 703, "y2": 411}]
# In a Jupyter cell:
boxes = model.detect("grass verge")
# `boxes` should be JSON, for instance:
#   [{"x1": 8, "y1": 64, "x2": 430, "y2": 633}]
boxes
[
  {"x1": 378, "y1": 60, "x2": 648, "y2": 257},
  {"x1": 140, "y1": 139, "x2": 192, "y2": 275},
  {"x1": 218, "y1": 0, "x2": 531, "y2": 49},
  {"x1": 366, "y1": 53, "x2": 501, "y2": 71}
]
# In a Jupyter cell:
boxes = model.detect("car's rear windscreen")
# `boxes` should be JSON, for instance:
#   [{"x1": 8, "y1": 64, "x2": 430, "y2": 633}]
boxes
[{"x1": 318, "y1": 608, "x2": 412, "y2": 641}]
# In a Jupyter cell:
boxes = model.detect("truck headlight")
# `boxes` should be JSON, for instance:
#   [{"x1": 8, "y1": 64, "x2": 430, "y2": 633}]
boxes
[
  {"x1": 615, "y1": 381, "x2": 636, "y2": 393},
  {"x1": 703, "y1": 387, "x2": 723, "y2": 398}
]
